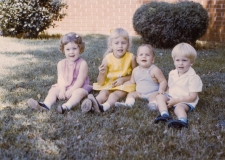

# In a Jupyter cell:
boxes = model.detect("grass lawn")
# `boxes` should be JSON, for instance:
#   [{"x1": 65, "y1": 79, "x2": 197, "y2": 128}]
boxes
[{"x1": 0, "y1": 35, "x2": 224, "y2": 159}]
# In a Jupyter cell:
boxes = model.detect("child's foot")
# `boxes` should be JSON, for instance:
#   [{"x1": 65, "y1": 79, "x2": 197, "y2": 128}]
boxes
[
  {"x1": 115, "y1": 102, "x2": 131, "y2": 108},
  {"x1": 27, "y1": 98, "x2": 49, "y2": 111},
  {"x1": 88, "y1": 94, "x2": 104, "y2": 112},
  {"x1": 81, "y1": 98, "x2": 92, "y2": 113},
  {"x1": 168, "y1": 120, "x2": 188, "y2": 129},
  {"x1": 154, "y1": 114, "x2": 172, "y2": 123},
  {"x1": 57, "y1": 105, "x2": 70, "y2": 114},
  {"x1": 148, "y1": 103, "x2": 158, "y2": 111}
]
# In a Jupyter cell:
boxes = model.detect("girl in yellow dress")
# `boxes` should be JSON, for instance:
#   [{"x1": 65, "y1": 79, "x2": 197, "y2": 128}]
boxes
[{"x1": 81, "y1": 28, "x2": 137, "y2": 112}]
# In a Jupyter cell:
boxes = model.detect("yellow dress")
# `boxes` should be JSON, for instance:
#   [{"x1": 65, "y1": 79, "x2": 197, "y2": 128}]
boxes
[{"x1": 93, "y1": 52, "x2": 136, "y2": 92}]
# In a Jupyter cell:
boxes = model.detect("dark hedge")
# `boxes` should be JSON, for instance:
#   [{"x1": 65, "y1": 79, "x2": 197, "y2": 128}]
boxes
[{"x1": 133, "y1": 1, "x2": 209, "y2": 48}]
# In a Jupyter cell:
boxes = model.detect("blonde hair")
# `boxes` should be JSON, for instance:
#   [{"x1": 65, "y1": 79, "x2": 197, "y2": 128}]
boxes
[
  {"x1": 59, "y1": 32, "x2": 85, "y2": 54},
  {"x1": 172, "y1": 43, "x2": 197, "y2": 63},
  {"x1": 103, "y1": 28, "x2": 131, "y2": 57},
  {"x1": 137, "y1": 44, "x2": 155, "y2": 56}
]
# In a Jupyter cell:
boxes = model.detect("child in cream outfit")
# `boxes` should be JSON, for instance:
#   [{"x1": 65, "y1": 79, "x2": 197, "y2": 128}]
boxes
[{"x1": 154, "y1": 43, "x2": 203, "y2": 128}]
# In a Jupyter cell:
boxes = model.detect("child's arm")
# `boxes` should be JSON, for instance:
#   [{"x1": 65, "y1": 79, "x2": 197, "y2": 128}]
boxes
[
  {"x1": 152, "y1": 67, "x2": 167, "y2": 94},
  {"x1": 112, "y1": 55, "x2": 137, "y2": 87},
  {"x1": 97, "y1": 57, "x2": 108, "y2": 86},
  {"x1": 167, "y1": 92, "x2": 198, "y2": 108},
  {"x1": 65, "y1": 60, "x2": 89, "y2": 98},
  {"x1": 122, "y1": 67, "x2": 137, "y2": 85}
]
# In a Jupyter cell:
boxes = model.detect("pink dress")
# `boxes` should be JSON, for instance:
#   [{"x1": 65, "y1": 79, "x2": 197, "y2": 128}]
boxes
[{"x1": 52, "y1": 58, "x2": 92, "y2": 93}]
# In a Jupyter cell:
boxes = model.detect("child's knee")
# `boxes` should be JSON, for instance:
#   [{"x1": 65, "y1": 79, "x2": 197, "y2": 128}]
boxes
[
  {"x1": 48, "y1": 87, "x2": 60, "y2": 95},
  {"x1": 156, "y1": 94, "x2": 164, "y2": 101}
]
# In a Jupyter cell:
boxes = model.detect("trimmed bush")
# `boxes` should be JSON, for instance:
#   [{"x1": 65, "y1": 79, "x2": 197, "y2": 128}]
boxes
[
  {"x1": 0, "y1": 0, "x2": 67, "y2": 38},
  {"x1": 133, "y1": 1, "x2": 209, "y2": 48}
]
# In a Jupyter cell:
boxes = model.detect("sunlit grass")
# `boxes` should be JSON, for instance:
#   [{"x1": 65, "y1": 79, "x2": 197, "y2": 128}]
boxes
[{"x1": 0, "y1": 35, "x2": 224, "y2": 159}]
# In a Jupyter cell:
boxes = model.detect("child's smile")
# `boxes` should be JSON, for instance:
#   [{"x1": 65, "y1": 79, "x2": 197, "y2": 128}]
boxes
[
  {"x1": 111, "y1": 36, "x2": 128, "y2": 58},
  {"x1": 136, "y1": 46, "x2": 155, "y2": 68},
  {"x1": 64, "y1": 42, "x2": 80, "y2": 63}
]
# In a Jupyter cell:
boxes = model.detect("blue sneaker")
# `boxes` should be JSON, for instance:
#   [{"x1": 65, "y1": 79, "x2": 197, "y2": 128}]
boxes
[
  {"x1": 154, "y1": 114, "x2": 172, "y2": 123},
  {"x1": 168, "y1": 120, "x2": 188, "y2": 128}
]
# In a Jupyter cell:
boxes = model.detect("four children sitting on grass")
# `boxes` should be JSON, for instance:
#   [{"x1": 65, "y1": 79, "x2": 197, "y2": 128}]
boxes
[{"x1": 28, "y1": 29, "x2": 203, "y2": 129}]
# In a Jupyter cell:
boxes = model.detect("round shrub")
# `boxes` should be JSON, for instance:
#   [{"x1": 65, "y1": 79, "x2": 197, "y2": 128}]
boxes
[
  {"x1": 0, "y1": 0, "x2": 67, "y2": 38},
  {"x1": 133, "y1": 1, "x2": 209, "y2": 48}
]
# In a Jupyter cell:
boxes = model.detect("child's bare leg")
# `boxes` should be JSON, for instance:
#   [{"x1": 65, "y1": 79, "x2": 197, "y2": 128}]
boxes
[
  {"x1": 156, "y1": 94, "x2": 169, "y2": 114},
  {"x1": 43, "y1": 87, "x2": 60, "y2": 108},
  {"x1": 154, "y1": 94, "x2": 172, "y2": 123},
  {"x1": 65, "y1": 88, "x2": 87, "y2": 109},
  {"x1": 147, "y1": 92, "x2": 158, "y2": 110},
  {"x1": 101, "y1": 90, "x2": 127, "y2": 111},
  {"x1": 174, "y1": 103, "x2": 189, "y2": 121},
  {"x1": 28, "y1": 87, "x2": 59, "y2": 111},
  {"x1": 115, "y1": 91, "x2": 138, "y2": 107},
  {"x1": 96, "y1": 90, "x2": 111, "y2": 104},
  {"x1": 168, "y1": 103, "x2": 189, "y2": 128}
]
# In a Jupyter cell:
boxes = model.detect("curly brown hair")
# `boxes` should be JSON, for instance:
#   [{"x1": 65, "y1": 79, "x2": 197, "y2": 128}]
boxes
[{"x1": 59, "y1": 32, "x2": 85, "y2": 54}]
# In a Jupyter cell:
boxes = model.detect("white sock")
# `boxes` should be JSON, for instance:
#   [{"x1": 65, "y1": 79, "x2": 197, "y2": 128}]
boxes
[
  {"x1": 160, "y1": 110, "x2": 169, "y2": 116},
  {"x1": 102, "y1": 102, "x2": 110, "y2": 111},
  {"x1": 178, "y1": 117, "x2": 188, "y2": 123},
  {"x1": 125, "y1": 98, "x2": 135, "y2": 107}
]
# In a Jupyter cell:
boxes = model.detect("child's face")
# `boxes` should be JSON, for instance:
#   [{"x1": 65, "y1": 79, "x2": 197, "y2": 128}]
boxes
[
  {"x1": 64, "y1": 42, "x2": 80, "y2": 63},
  {"x1": 174, "y1": 55, "x2": 192, "y2": 76},
  {"x1": 110, "y1": 36, "x2": 128, "y2": 58},
  {"x1": 136, "y1": 46, "x2": 154, "y2": 68}
]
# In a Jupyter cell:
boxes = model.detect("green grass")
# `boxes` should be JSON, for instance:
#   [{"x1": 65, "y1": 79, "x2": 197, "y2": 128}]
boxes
[{"x1": 0, "y1": 35, "x2": 224, "y2": 159}]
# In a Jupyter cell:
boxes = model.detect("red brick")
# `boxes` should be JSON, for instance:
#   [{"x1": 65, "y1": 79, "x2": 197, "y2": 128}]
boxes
[
  {"x1": 215, "y1": 0, "x2": 225, "y2": 5},
  {"x1": 45, "y1": 0, "x2": 225, "y2": 42}
]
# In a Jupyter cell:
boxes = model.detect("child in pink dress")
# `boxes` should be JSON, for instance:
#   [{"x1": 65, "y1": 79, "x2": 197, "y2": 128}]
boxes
[{"x1": 28, "y1": 32, "x2": 92, "y2": 114}]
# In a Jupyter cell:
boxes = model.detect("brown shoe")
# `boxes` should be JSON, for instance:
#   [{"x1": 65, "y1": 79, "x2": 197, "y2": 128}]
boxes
[
  {"x1": 27, "y1": 98, "x2": 49, "y2": 111},
  {"x1": 88, "y1": 94, "x2": 104, "y2": 112},
  {"x1": 81, "y1": 98, "x2": 92, "y2": 113},
  {"x1": 57, "y1": 105, "x2": 70, "y2": 114}
]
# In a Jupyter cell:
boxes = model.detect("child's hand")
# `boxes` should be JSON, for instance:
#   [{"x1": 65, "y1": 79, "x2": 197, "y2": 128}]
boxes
[
  {"x1": 65, "y1": 89, "x2": 73, "y2": 99},
  {"x1": 112, "y1": 77, "x2": 124, "y2": 87},
  {"x1": 166, "y1": 98, "x2": 177, "y2": 108},
  {"x1": 58, "y1": 90, "x2": 66, "y2": 100},
  {"x1": 98, "y1": 64, "x2": 107, "y2": 73},
  {"x1": 158, "y1": 89, "x2": 165, "y2": 94}
]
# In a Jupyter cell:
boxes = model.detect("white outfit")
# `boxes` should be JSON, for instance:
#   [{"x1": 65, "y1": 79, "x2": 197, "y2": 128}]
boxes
[
  {"x1": 133, "y1": 65, "x2": 159, "y2": 100},
  {"x1": 168, "y1": 67, "x2": 202, "y2": 108}
]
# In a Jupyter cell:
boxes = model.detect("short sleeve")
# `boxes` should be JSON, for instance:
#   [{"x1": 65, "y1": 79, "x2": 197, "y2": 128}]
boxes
[{"x1": 188, "y1": 75, "x2": 203, "y2": 92}]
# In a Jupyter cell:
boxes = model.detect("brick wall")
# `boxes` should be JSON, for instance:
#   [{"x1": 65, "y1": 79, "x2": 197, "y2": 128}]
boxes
[{"x1": 47, "y1": 0, "x2": 225, "y2": 42}]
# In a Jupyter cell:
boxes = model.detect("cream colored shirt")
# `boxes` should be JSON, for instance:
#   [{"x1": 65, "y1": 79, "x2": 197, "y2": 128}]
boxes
[{"x1": 168, "y1": 67, "x2": 202, "y2": 108}]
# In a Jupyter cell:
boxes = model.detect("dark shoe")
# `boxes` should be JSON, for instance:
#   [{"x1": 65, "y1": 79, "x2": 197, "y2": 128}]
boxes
[
  {"x1": 168, "y1": 120, "x2": 188, "y2": 129},
  {"x1": 88, "y1": 94, "x2": 104, "y2": 112},
  {"x1": 57, "y1": 105, "x2": 70, "y2": 114},
  {"x1": 154, "y1": 114, "x2": 172, "y2": 123}
]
